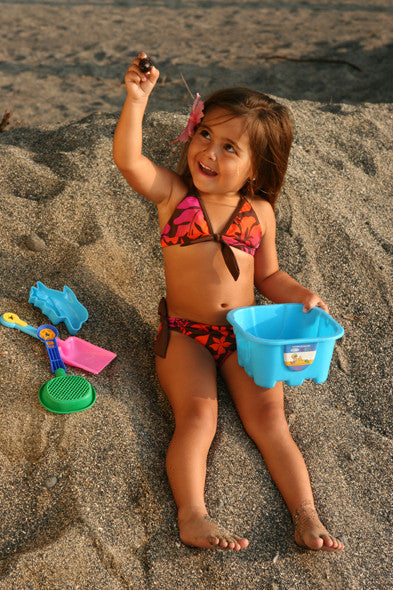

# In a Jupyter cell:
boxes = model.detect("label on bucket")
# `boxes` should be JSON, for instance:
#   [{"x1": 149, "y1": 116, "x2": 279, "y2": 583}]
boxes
[{"x1": 284, "y1": 343, "x2": 317, "y2": 371}]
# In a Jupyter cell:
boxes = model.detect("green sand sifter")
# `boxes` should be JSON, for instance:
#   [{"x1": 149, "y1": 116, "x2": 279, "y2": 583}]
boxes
[{"x1": 37, "y1": 324, "x2": 96, "y2": 414}]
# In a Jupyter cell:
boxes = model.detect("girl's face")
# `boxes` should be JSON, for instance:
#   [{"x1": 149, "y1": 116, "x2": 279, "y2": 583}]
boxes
[{"x1": 187, "y1": 108, "x2": 253, "y2": 198}]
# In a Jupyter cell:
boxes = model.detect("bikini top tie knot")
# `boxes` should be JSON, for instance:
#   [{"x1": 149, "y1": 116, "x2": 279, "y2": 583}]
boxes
[{"x1": 180, "y1": 232, "x2": 239, "y2": 280}]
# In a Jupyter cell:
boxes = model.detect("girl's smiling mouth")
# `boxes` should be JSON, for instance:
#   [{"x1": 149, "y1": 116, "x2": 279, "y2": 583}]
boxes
[{"x1": 199, "y1": 162, "x2": 217, "y2": 176}]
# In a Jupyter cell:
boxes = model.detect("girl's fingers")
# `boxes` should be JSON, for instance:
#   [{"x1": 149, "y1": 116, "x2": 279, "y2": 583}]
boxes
[
  {"x1": 124, "y1": 69, "x2": 143, "y2": 88},
  {"x1": 123, "y1": 53, "x2": 159, "y2": 100},
  {"x1": 126, "y1": 55, "x2": 158, "y2": 84},
  {"x1": 303, "y1": 300, "x2": 329, "y2": 314},
  {"x1": 145, "y1": 65, "x2": 159, "y2": 85}
]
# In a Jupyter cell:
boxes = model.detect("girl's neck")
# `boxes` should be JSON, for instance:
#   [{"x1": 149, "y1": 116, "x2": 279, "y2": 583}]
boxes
[{"x1": 195, "y1": 189, "x2": 243, "y2": 205}]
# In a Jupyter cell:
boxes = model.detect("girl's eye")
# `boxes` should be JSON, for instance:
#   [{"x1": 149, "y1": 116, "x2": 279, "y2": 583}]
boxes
[
  {"x1": 200, "y1": 129, "x2": 210, "y2": 140},
  {"x1": 224, "y1": 144, "x2": 236, "y2": 153}
]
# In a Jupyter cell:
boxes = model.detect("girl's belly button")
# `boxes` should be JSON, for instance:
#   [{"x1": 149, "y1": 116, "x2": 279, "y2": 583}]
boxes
[{"x1": 220, "y1": 302, "x2": 229, "y2": 308}]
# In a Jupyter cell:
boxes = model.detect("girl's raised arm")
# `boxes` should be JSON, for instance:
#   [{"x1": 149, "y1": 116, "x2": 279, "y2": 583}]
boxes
[{"x1": 113, "y1": 54, "x2": 183, "y2": 204}]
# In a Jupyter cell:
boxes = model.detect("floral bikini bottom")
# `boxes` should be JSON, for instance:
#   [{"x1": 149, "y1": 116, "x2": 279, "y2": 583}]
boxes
[{"x1": 154, "y1": 298, "x2": 236, "y2": 367}]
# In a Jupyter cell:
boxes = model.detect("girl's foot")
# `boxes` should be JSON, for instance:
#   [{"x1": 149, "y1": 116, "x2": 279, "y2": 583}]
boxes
[
  {"x1": 293, "y1": 503, "x2": 344, "y2": 552},
  {"x1": 178, "y1": 509, "x2": 249, "y2": 550}
]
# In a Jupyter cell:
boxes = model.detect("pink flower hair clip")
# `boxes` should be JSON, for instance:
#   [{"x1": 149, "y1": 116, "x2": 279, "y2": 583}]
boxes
[{"x1": 171, "y1": 93, "x2": 204, "y2": 144}]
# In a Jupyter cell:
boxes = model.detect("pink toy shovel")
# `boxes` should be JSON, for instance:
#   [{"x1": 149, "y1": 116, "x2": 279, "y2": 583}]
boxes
[{"x1": 1, "y1": 313, "x2": 116, "y2": 374}]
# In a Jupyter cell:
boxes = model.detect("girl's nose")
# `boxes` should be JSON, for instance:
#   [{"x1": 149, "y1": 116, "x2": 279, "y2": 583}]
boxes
[{"x1": 205, "y1": 144, "x2": 217, "y2": 160}]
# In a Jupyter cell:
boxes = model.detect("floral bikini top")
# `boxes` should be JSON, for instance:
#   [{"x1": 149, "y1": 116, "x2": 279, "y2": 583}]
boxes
[{"x1": 160, "y1": 194, "x2": 262, "y2": 280}]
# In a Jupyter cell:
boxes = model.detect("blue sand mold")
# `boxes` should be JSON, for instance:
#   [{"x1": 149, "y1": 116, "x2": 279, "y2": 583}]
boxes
[{"x1": 29, "y1": 282, "x2": 88, "y2": 335}]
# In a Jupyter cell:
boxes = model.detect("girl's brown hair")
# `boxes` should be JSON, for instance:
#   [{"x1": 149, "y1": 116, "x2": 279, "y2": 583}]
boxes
[{"x1": 177, "y1": 87, "x2": 294, "y2": 209}]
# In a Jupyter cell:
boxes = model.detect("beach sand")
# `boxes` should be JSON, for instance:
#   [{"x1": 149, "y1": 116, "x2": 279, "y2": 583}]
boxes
[{"x1": 0, "y1": 1, "x2": 392, "y2": 588}]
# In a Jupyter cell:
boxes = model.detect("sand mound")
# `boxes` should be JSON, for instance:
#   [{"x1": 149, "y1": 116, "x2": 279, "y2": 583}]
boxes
[{"x1": 0, "y1": 101, "x2": 392, "y2": 589}]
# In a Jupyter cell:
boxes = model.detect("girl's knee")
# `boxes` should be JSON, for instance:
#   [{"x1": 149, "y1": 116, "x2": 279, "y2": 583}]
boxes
[
  {"x1": 241, "y1": 399, "x2": 288, "y2": 440},
  {"x1": 175, "y1": 401, "x2": 217, "y2": 436}
]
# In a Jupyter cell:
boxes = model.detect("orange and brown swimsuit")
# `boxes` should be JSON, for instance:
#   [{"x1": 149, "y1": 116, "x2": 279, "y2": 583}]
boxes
[{"x1": 155, "y1": 194, "x2": 262, "y2": 366}]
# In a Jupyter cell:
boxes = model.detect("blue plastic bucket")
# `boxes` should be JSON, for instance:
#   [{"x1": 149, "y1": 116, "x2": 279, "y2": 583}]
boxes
[{"x1": 227, "y1": 304, "x2": 344, "y2": 388}]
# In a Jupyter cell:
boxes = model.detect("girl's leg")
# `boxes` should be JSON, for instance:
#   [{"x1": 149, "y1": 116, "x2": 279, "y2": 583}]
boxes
[
  {"x1": 156, "y1": 331, "x2": 248, "y2": 550},
  {"x1": 220, "y1": 353, "x2": 343, "y2": 551}
]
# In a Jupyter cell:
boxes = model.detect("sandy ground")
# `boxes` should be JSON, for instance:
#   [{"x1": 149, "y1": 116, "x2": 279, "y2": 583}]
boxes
[{"x1": 0, "y1": 1, "x2": 392, "y2": 589}]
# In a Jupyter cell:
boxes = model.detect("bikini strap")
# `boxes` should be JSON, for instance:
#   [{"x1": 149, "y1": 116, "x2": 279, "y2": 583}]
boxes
[{"x1": 154, "y1": 297, "x2": 169, "y2": 357}]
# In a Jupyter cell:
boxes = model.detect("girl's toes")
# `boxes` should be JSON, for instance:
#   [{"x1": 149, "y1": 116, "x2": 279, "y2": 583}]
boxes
[
  {"x1": 321, "y1": 534, "x2": 334, "y2": 547},
  {"x1": 321, "y1": 534, "x2": 344, "y2": 551},
  {"x1": 332, "y1": 537, "x2": 344, "y2": 550},
  {"x1": 220, "y1": 539, "x2": 234, "y2": 549},
  {"x1": 209, "y1": 538, "x2": 220, "y2": 547},
  {"x1": 309, "y1": 536, "x2": 324, "y2": 550},
  {"x1": 217, "y1": 537, "x2": 228, "y2": 549}
]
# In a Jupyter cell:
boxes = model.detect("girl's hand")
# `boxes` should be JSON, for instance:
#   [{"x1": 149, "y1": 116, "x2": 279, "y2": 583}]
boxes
[
  {"x1": 302, "y1": 293, "x2": 329, "y2": 315},
  {"x1": 124, "y1": 53, "x2": 160, "y2": 103}
]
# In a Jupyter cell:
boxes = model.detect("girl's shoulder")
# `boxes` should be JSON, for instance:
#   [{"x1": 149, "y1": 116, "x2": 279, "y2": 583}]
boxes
[
  {"x1": 156, "y1": 176, "x2": 190, "y2": 228},
  {"x1": 249, "y1": 197, "x2": 276, "y2": 236}
]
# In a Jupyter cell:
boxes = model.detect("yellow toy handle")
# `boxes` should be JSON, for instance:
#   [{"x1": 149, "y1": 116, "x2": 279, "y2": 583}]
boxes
[
  {"x1": 0, "y1": 312, "x2": 40, "y2": 338},
  {"x1": 2, "y1": 312, "x2": 28, "y2": 327}
]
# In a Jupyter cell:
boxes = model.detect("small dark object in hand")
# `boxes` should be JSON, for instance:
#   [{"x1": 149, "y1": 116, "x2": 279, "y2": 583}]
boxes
[{"x1": 139, "y1": 57, "x2": 153, "y2": 73}]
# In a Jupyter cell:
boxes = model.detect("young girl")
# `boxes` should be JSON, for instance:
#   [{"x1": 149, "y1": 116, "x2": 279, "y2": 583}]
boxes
[{"x1": 113, "y1": 53, "x2": 344, "y2": 553}]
